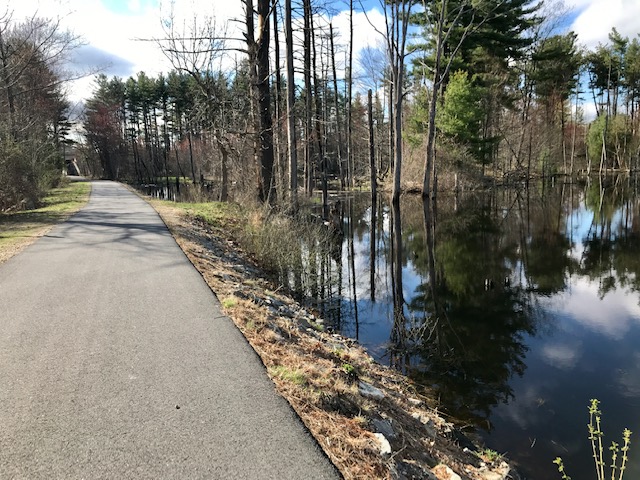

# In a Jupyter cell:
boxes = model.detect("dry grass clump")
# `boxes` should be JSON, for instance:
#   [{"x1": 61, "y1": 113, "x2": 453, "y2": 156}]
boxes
[{"x1": 234, "y1": 207, "x2": 337, "y2": 291}]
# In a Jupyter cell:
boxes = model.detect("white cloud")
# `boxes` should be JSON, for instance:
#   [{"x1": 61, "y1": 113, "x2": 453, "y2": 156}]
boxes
[
  {"x1": 545, "y1": 278, "x2": 640, "y2": 340},
  {"x1": 540, "y1": 341, "x2": 582, "y2": 369},
  {"x1": 567, "y1": 0, "x2": 640, "y2": 49},
  {"x1": 3, "y1": 0, "x2": 249, "y2": 103},
  {"x1": 4, "y1": 0, "x2": 394, "y2": 104},
  {"x1": 330, "y1": 7, "x2": 387, "y2": 67}
]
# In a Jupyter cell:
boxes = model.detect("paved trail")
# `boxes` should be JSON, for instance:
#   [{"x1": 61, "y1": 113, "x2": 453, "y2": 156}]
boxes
[{"x1": 0, "y1": 181, "x2": 339, "y2": 479}]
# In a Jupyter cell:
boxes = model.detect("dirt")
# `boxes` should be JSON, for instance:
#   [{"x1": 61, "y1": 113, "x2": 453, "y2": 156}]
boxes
[{"x1": 150, "y1": 200, "x2": 522, "y2": 480}]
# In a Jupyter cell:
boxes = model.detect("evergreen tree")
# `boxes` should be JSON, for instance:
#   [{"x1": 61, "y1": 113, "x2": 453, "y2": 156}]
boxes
[
  {"x1": 84, "y1": 75, "x2": 128, "y2": 179},
  {"x1": 437, "y1": 70, "x2": 485, "y2": 162},
  {"x1": 531, "y1": 32, "x2": 581, "y2": 119}
]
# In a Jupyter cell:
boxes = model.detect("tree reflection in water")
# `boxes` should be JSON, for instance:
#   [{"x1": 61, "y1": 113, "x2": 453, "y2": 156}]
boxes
[
  {"x1": 275, "y1": 177, "x2": 640, "y2": 475},
  {"x1": 393, "y1": 196, "x2": 535, "y2": 427}
]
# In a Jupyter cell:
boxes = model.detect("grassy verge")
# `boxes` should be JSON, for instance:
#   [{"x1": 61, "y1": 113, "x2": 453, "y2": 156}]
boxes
[
  {"x1": 0, "y1": 180, "x2": 91, "y2": 264},
  {"x1": 160, "y1": 200, "x2": 243, "y2": 232}
]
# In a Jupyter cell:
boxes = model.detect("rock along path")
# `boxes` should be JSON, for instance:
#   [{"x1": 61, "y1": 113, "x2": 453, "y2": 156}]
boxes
[{"x1": 0, "y1": 181, "x2": 340, "y2": 479}]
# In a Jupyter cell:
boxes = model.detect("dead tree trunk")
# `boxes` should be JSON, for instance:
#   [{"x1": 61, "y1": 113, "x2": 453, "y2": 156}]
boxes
[
  {"x1": 368, "y1": 89, "x2": 377, "y2": 197},
  {"x1": 303, "y1": 0, "x2": 314, "y2": 195}
]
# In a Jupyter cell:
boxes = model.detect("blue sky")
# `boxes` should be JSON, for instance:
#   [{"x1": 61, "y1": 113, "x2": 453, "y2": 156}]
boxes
[{"x1": 5, "y1": 0, "x2": 640, "y2": 106}]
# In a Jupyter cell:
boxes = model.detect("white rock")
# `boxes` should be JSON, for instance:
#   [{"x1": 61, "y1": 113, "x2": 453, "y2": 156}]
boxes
[
  {"x1": 358, "y1": 381, "x2": 385, "y2": 400},
  {"x1": 374, "y1": 433, "x2": 392, "y2": 457},
  {"x1": 480, "y1": 472, "x2": 505, "y2": 480}
]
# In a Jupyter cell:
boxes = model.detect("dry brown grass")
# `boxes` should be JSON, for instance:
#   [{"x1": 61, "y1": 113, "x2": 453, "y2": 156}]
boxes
[{"x1": 150, "y1": 199, "x2": 518, "y2": 480}]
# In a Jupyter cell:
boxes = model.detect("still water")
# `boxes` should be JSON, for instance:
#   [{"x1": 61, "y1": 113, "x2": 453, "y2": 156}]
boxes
[{"x1": 292, "y1": 177, "x2": 640, "y2": 479}]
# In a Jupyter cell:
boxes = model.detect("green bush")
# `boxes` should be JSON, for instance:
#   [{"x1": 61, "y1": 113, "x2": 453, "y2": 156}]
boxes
[{"x1": 586, "y1": 114, "x2": 634, "y2": 168}]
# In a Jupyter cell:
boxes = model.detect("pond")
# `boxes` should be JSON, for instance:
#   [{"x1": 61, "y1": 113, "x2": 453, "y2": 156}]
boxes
[{"x1": 291, "y1": 176, "x2": 640, "y2": 479}]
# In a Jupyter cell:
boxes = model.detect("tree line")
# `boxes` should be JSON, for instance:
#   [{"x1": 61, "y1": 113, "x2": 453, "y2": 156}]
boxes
[
  {"x1": 3, "y1": 1, "x2": 640, "y2": 211},
  {"x1": 0, "y1": 11, "x2": 76, "y2": 211}
]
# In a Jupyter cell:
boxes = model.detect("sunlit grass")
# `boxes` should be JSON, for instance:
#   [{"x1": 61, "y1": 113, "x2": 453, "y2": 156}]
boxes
[
  {"x1": 0, "y1": 181, "x2": 91, "y2": 252},
  {"x1": 268, "y1": 365, "x2": 308, "y2": 386},
  {"x1": 152, "y1": 199, "x2": 243, "y2": 231},
  {"x1": 221, "y1": 297, "x2": 238, "y2": 309}
]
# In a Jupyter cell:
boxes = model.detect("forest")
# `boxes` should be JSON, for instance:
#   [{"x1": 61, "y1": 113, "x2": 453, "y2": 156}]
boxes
[{"x1": 0, "y1": 0, "x2": 639, "y2": 211}]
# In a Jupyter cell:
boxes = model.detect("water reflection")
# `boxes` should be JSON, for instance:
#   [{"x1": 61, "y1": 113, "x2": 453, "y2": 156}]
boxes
[
  {"x1": 142, "y1": 181, "x2": 220, "y2": 203},
  {"x1": 408, "y1": 197, "x2": 535, "y2": 429},
  {"x1": 281, "y1": 176, "x2": 640, "y2": 479}
]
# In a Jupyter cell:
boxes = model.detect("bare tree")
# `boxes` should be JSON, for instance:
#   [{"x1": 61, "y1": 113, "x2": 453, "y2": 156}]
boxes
[
  {"x1": 329, "y1": 23, "x2": 344, "y2": 190},
  {"x1": 0, "y1": 9, "x2": 80, "y2": 208},
  {"x1": 302, "y1": 0, "x2": 314, "y2": 195},
  {"x1": 284, "y1": 0, "x2": 298, "y2": 206},
  {"x1": 157, "y1": 6, "x2": 230, "y2": 189},
  {"x1": 346, "y1": 0, "x2": 354, "y2": 189}
]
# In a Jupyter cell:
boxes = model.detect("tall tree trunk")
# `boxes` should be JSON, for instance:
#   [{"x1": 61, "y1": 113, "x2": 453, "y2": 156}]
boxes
[
  {"x1": 303, "y1": 0, "x2": 313, "y2": 195},
  {"x1": 273, "y1": 1, "x2": 284, "y2": 196},
  {"x1": 246, "y1": 0, "x2": 275, "y2": 203},
  {"x1": 570, "y1": 93, "x2": 578, "y2": 176},
  {"x1": 217, "y1": 138, "x2": 229, "y2": 201},
  {"x1": 329, "y1": 23, "x2": 345, "y2": 191},
  {"x1": 0, "y1": 28, "x2": 16, "y2": 137},
  {"x1": 285, "y1": 0, "x2": 298, "y2": 206},
  {"x1": 422, "y1": 0, "x2": 446, "y2": 199},
  {"x1": 161, "y1": 93, "x2": 171, "y2": 193},
  {"x1": 346, "y1": 0, "x2": 354, "y2": 189},
  {"x1": 387, "y1": 72, "x2": 394, "y2": 177},
  {"x1": 310, "y1": 16, "x2": 327, "y2": 218},
  {"x1": 257, "y1": 0, "x2": 275, "y2": 203},
  {"x1": 389, "y1": 1, "x2": 412, "y2": 203}
]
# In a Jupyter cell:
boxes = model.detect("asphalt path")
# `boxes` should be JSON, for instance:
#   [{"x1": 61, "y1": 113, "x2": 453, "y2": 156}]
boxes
[{"x1": 0, "y1": 181, "x2": 339, "y2": 479}]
